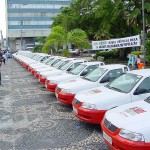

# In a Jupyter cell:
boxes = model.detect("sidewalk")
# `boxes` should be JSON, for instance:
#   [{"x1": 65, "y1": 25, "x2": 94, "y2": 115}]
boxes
[{"x1": 0, "y1": 59, "x2": 108, "y2": 150}]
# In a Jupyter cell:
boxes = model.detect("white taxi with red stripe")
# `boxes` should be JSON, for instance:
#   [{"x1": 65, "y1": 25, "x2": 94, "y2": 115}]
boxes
[
  {"x1": 45, "y1": 61, "x2": 104, "y2": 92},
  {"x1": 101, "y1": 96, "x2": 150, "y2": 150},
  {"x1": 56, "y1": 64, "x2": 129, "y2": 105},
  {"x1": 72, "y1": 69, "x2": 150, "y2": 124}
]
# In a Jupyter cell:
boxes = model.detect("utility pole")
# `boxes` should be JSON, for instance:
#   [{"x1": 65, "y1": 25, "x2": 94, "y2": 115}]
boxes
[
  {"x1": 142, "y1": 0, "x2": 146, "y2": 67},
  {"x1": 21, "y1": 21, "x2": 23, "y2": 50}
]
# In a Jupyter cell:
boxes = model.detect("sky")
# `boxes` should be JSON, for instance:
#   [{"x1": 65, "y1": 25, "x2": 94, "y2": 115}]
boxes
[{"x1": 0, "y1": 0, "x2": 6, "y2": 38}]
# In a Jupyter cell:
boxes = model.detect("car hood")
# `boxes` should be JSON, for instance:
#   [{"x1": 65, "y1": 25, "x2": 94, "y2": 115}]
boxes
[
  {"x1": 46, "y1": 73, "x2": 77, "y2": 83},
  {"x1": 58, "y1": 78, "x2": 96, "y2": 94},
  {"x1": 75, "y1": 86, "x2": 126, "y2": 109},
  {"x1": 32, "y1": 64, "x2": 47, "y2": 69},
  {"x1": 36, "y1": 66, "x2": 55, "y2": 73},
  {"x1": 105, "y1": 100, "x2": 150, "y2": 133}
]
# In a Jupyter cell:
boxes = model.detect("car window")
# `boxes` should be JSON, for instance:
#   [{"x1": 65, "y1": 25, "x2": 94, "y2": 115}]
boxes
[
  {"x1": 135, "y1": 77, "x2": 150, "y2": 94},
  {"x1": 59, "y1": 62, "x2": 72, "y2": 70},
  {"x1": 58, "y1": 60, "x2": 70, "y2": 69},
  {"x1": 51, "y1": 59, "x2": 61, "y2": 66},
  {"x1": 83, "y1": 67, "x2": 107, "y2": 82},
  {"x1": 100, "y1": 69, "x2": 123, "y2": 83},
  {"x1": 79, "y1": 65, "x2": 98, "y2": 76},
  {"x1": 70, "y1": 64, "x2": 86, "y2": 75},
  {"x1": 66, "y1": 62, "x2": 81, "y2": 71},
  {"x1": 106, "y1": 73, "x2": 143, "y2": 93},
  {"x1": 46, "y1": 58, "x2": 55, "y2": 64},
  {"x1": 124, "y1": 67, "x2": 129, "y2": 72}
]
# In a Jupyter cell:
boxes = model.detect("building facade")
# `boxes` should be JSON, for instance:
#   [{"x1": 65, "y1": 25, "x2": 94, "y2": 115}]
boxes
[{"x1": 6, "y1": 0, "x2": 72, "y2": 51}]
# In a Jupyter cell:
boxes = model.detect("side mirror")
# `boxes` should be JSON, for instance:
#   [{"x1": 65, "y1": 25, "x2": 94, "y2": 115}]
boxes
[{"x1": 134, "y1": 88, "x2": 147, "y2": 95}]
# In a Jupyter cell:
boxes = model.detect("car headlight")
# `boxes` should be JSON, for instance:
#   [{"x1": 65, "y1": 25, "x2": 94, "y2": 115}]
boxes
[
  {"x1": 50, "y1": 80, "x2": 58, "y2": 84},
  {"x1": 119, "y1": 129, "x2": 145, "y2": 142},
  {"x1": 82, "y1": 103, "x2": 96, "y2": 109},
  {"x1": 61, "y1": 89, "x2": 72, "y2": 94}
]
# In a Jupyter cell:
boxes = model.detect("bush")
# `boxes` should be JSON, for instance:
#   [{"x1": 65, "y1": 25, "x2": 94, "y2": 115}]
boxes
[
  {"x1": 61, "y1": 49, "x2": 71, "y2": 58},
  {"x1": 146, "y1": 39, "x2": 150, "y2": 63},
  {"x1": 95, "y1": 50, "x2": 119, "y2": 60},
  {"x1": 131, "y1": 51, "x2": 142, "y2": 55}
]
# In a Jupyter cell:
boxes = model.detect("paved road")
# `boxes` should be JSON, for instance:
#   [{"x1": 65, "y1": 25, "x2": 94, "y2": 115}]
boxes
[{"x1": 0, "y1": 59, "x2": 109, "y2": 150}]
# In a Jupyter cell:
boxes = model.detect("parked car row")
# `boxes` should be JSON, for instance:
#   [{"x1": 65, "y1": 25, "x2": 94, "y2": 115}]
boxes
[{"x1": 13, "y1": 51, "x2": 150, "y2": 150}]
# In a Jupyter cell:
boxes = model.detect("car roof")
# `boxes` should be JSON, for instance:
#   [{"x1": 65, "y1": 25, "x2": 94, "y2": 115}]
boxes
[
  {"x1": 127, "y1": 69, "x2": 150, "y2": 77},
  {"x1": 82, "y1": 61, "x2": 104, "y2": 66},
  {"x1": 71, "y1": 59, "x2": 87, "y2": 63},
  {"x1": 100, "y1": 64, "x2": 127, "y2": 70}
]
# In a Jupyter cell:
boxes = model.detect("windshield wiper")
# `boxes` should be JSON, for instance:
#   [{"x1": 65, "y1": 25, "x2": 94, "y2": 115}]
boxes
[
  {"x1": 83, "y1": 78, "x2": 93, "y2": 81},
  {"x1": 68, "y1": 72, "x2": 74, "y2": 74},
  {"x1": 109, "y1": 86, "x2": 123, "y2": 92}
]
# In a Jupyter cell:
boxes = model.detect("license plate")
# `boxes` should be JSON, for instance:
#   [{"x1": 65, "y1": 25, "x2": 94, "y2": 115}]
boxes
[
  {"x1": 55, "y1": 93, "x2": 58, "y2": 98},
  {"x1": 73, "y1": 107, "x2": 78, "y2": 114},
  {"x1": 103, "y1": 131, "x2": 112, "y2": 144}
]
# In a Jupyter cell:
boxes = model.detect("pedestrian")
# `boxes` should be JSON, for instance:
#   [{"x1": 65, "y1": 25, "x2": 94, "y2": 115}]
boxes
[
  {"x1": 135, "y1": 55, "x2": 141, "y2": 69},
  {"x1": 0, "y1": 52, "x2": 3, "y2": 85},
  {"x1": 2, "y1": 51, "x2": 7, "y2": 64}
]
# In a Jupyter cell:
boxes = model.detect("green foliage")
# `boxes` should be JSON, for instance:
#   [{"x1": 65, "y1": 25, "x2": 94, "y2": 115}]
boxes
[
  {"x1": 51, "y1": 0, "x2": 150, "y2": 58},
  {"x1": 61, "y1": 49, "x2": 71, "y2": 57},
  {"x1": 32, "y1": 45, "x2": 43, "y2": 53},
  {"x1": 95, "y1": 50, "x2": 120, "y2": 60},
  {"x1": 146, "y1": 39, "x2": 150, "y2": 62},
  {"x1": 131, "y1": 51, "x2": 142, "y2": 55},
  {"x1": 43, "y1": 26, "x2": 90, "y2": 54}
]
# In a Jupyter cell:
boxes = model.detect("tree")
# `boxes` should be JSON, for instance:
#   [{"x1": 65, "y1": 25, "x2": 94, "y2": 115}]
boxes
[
  {"x1": 42, "y1": 26, "x2": 90, "y2": 56},
  {"x1": 32, "y1": 37, "x2": 46, "y2": 53}
]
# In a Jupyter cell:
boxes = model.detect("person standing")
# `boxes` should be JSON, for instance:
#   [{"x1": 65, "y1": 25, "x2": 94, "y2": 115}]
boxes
[
  {"x1": 2, "y1": 51, "x2": 7, "y2": 64},
  {"x1": 0, "y1": 52, "x2": 3, "y2": 85},
  {"x1": 135, "y1": 55, "x2": 141, "y2": 69}
]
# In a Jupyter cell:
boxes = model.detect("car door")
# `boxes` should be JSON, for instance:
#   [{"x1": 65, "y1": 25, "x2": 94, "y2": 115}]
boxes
[{"x1": 131, "y1": 77, "x2": 150, "y2": 102}]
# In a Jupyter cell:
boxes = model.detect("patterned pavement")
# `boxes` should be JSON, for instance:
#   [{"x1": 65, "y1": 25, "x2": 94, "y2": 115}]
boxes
[{"x1": 0, "y1": 59, "x2": 109, "y2": 150}]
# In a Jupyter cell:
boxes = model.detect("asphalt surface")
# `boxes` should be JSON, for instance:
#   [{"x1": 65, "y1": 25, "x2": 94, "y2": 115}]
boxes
[{"x1": 0, "y1": 59, "x2": 109, "y2": 150}]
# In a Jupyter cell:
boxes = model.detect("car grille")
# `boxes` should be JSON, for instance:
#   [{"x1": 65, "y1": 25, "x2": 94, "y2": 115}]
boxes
[
  {"x1": 74, "y1": 98, "x2": 81, "y2": 105},
  {"x1": 104, "y1": 118, "x2": 118, "y2": 132}
]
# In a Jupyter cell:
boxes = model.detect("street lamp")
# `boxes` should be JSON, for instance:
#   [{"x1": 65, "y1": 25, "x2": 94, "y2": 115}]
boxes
[
  {"x1": 142, "y1": 0, "x2": 146, "y2": 66},
  {"x1": 21, "y1": 21, "x2": 23, "y2": 50}
]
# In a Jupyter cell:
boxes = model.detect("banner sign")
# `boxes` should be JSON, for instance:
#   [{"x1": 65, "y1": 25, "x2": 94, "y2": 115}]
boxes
[{"x1": 92, "y1": 35, "x2": 141, "y2": 50}]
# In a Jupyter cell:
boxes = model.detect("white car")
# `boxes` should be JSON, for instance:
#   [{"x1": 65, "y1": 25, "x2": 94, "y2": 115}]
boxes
[
  {"x1": 56, "y1": 64, "x2": 129, "y2": 105},
  {"x1": 35, "y1": 57, "x2": 75, "y2": 76},
  {"x1": 39, "y1": 59, "x2": 88, "y2": 84},
  {"x1": 28, "y1": 56, "x2": 57, "y2": 71},
  {"x1": 101, "y1": 96, "x2": 150, "y2": 150},
  {"x1": 45, "y1": 61, "x2": 105, "y2": 93},
  {"x1": 72, "y1": 69, "x2": 150, "y2": 124},
  {"x1": 30, "y1": 56, "x2": 65, "y2": 75}
]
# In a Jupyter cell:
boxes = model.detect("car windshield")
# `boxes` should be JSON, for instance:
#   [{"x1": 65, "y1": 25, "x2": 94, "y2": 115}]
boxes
[
  {"x1": 42, "y1": 57, "x2": 49, "y2": 63},
  {"x1": 53, "y1": 60, "x2": 64, "y2": 68},
  {"x1": 144, "y1": 96, "x2": 150, "y2": 104},
  {"x1": 51, "y1": 59, "x2": 61, "y2": 66},
  {"x1": 69, "y1": 64, "x2": 86, "y2": 75},
  {"x1": 45, "y1": 58, "x2": 55, "y2": 64},
  {"x1": 83, "y1": 67, "x2": 107, "y2": 82},
  {"x1": 106, "y1": 73, "x2": 143, "y2": 93},
  {"x1": 58, "y1": 60, "x2": 70, "y2": 69}
]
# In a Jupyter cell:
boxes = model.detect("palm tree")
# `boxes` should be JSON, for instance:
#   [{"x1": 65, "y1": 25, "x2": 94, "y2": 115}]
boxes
[
  {"x1": 42, "y1": 26, "x2": 90, "y2": 56},
  {"x1": 124, "y1": 0, "x2": 150, "y2": 32}
]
